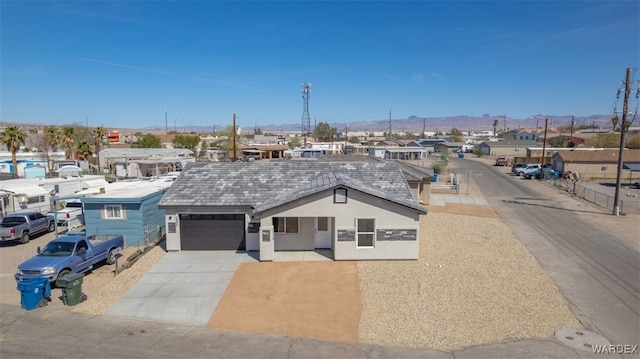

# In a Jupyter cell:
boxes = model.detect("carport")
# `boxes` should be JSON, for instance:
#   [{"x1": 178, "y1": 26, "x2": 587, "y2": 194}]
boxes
[
  {"x1": 623, "y1": 162, "x2": 640, "y2": 183},
  {"x1": 179, "y1": 214, "x2": 245, "y2": 250}
]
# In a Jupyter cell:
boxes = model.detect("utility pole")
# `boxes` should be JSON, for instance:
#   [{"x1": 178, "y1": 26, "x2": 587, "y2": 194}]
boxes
[
  {"x1": 388, "y1": 109, "x2": 392, "y2": 141},
  {"x1": 570, "y1": 116, "x2": 574, "y2": 146},
  {"x1": 344, "y1": 126, "x2": 348, "y2": 154},
  {"x1": 503, "y1": 115, "x2": 507, "y2": 133},
  {"x1": 422, "y1": 117, "x2": 426, "y2": 138},
  {"x1": 539, "y1": 118, "x2": 548, "y2": 181},
  {"x1": 613, "y1": 67, "x2": 633, "y2": 216},
  {"x1": 232, "y1": 113, "x2": 238, "y2": 162},
  {"x1": 165, "y1": 109, "x2": 168, "y2": 134}
]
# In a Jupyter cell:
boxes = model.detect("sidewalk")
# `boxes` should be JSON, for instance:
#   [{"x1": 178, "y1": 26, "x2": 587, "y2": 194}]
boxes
[{"x1": 0, "y1": 302, "x2": 619, "y2": 358}]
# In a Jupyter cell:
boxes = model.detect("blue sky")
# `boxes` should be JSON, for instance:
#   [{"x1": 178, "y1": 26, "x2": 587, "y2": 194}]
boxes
[{"x1": 1, "y1": 1, "x2": 638, "y2": 130}]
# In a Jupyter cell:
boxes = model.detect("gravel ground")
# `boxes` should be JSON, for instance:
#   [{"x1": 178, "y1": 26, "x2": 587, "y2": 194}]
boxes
[
  {"x1": 357, "y1": 211, "x2": 582, "y2": 352},
  {"x1": 71, "y1": 246, "x2": 166, "y2": 316}
]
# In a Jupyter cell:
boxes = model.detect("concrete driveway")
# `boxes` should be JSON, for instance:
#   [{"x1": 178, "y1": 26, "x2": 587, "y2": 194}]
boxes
[{"x1": 106, "y1": 251, "x2": 257, "y2": 325}]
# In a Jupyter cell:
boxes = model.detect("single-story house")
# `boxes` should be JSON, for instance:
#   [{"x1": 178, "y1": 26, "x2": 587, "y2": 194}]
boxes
[
  {"x1": 240, "y1": 144, "x2": 290, "y2": 160},
  {"x1": 159, "y1": 161, "x2": 427, "y2": 261},
  {"x1": 477, "y1": 140, "x2": 541, "y2": 158},
  {"x1": 551, "y1": 149, "x2": 640, "y2": 180},
  {"x1": 98, "y1": 148, "x2": 195, "y2": 179},
  {"x1": 434, "y1": 142, "x2": 466, "y2": 153},
  {"x1": 394, "y1": 161, "x2": 433, "y2": 204},
  {"x1": 77, "y1": 180, "x2": 173, "y2": 246}
]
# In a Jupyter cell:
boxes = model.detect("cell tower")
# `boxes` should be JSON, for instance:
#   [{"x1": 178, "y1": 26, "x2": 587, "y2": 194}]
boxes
[{"x1": 301, "y1": 82, "x2": 312, "y2": 145}]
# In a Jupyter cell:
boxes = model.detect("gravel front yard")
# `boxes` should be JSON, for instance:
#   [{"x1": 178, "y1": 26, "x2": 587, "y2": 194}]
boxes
[{"x1": 358, "y1": 209, "x2": 582, "y2": 351}]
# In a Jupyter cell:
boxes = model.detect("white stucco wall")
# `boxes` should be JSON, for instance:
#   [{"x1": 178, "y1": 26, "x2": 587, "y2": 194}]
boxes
[{"x1": 258, "y1": 188, "x2": 422, "y2": 260}]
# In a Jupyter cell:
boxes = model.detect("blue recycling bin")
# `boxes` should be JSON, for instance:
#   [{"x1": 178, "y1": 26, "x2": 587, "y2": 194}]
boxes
[
  {"x1": 17, "y1": 277, "x2": 51, "y2": 310},
  {"x1": 458, "y1": 153, "x2": 465, "y2": 158},
  {"x1": 432, "y1": 174, "x2": 438, "y2": 182}
]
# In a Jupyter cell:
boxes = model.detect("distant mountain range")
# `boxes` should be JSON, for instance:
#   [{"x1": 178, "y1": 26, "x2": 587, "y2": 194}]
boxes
[{"x1": 142, "y1": 114, "x2": 616, "y2": 133}]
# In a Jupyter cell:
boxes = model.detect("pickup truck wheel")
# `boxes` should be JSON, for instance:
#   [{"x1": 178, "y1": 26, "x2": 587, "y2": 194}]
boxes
[
  {"x1": 19, "y1": 232, "x2": 30, "y2": 244},
  {"x1": 106, "y1": 247, "x2": 122, "y2": 265},
  {"x1": 56, "y1": 269, "x2": 71, "y2": 287},
  {"x1": 48, "y1": 221, "x2": 55, "y2": 232}
]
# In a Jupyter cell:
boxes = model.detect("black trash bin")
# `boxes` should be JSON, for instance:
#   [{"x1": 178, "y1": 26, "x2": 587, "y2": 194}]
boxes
[{"x1": 56, "y1": 273, "x2": 86, "y2": 306}]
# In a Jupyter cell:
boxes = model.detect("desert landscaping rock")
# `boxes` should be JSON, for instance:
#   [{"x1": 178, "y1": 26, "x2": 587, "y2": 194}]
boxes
[{"x1": 358, "y1": 210, "x2": 582, "y2": 351}]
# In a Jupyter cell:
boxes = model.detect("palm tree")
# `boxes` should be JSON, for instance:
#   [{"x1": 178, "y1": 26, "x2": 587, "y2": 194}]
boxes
[
  {"x1": 75, "y1": 140, "x2": 92, "y2": 162},
  {"x1": 93, "y1": 126, "x2": 106, "y2": 154},
  {"x1": 45, "y1": 126, "x2": 61, "y2": 152},
  {"x1": 0, "y1": 125, "x2": 27, "y2": 176},
  {"x1": 492, "y1": 119, "x2": 499, "y2": 137},
  {"x1": 62, "y1": 126, "x2": 76, "y2": 160}
]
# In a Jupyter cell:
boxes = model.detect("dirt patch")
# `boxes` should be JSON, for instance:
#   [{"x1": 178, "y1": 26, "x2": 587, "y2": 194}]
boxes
[
  {"x1": 427, "y1": 203, "x2": 498, "y2": 218},
  {"x1": 208, "y1": 261, "x2": 361, "y2": 343}
]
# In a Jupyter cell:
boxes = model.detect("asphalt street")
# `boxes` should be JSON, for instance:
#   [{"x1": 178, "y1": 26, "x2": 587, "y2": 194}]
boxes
[{"x1": 451, "y1": 157, "x2": 640, "y2": 347}]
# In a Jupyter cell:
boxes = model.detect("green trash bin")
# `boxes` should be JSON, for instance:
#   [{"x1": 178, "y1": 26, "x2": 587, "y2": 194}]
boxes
[{"x1": 56, "y1": 272, "x2": 86, "y2": 306}]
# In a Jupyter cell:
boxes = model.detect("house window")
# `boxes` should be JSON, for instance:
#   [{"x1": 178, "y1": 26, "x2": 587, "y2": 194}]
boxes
[
  {"x1": 105, "y1": 205, "x2": 123, "y2": 219},
  {"x1": 27, "y1": 196, "x2": 45, "y2": 204},
  {"x1": 356, "y1": 218, "x2": 375, "y2": 247},
  {"x1": 334, "y1": 188, "x2": 347, "y2": 203},
  {"x1": 273, "y1": 217, "x2": 299, "y2": 233}
]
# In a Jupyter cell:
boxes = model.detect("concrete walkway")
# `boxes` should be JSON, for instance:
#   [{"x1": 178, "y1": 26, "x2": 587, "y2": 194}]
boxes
[
  {"x1": 430, "y1": 194, "x2": 489, "y2": 206},
  {"x1": 106, "y1": 251, "x2": 257, "y2": 325}
]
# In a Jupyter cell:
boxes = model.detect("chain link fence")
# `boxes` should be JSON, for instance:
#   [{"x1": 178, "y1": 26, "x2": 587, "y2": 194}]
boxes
[{"x1": 552, "y1": 179, "x2": 640, "y2": 214}]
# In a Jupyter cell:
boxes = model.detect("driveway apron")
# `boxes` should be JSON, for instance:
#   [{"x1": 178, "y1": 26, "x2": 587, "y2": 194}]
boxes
[{"x1": 106, "y1": 251, "x2": 257, "y2": 325}]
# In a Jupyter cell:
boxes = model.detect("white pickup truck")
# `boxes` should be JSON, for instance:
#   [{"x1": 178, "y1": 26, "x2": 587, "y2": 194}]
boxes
[{"x1": 56, "y1": 201, "x2": 83, "y2": 225}]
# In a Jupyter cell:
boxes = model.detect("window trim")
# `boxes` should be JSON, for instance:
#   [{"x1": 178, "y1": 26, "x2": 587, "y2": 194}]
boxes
[
  {"x1": 356, "y1": 218, "x2": 375, "y2": 248},
  {"x1": 334, "y1": 188, "x2": 347, "y2": 203},
  {"x1": 104, "y1": 204, "x2": 124, "y2": 219},
  {"x1": 273, "y1": 217, "x2": 299, "y2": 234}
]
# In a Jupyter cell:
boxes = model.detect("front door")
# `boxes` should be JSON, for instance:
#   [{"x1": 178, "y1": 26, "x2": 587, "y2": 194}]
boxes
[{"x1": 314, "y1": 217, "x2": 332, "y2": 249}]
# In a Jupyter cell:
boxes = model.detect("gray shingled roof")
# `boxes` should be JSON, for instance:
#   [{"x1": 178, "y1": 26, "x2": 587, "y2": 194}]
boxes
[{"x1": 159, "y1": 161, "x2": 426, "y2": 214}]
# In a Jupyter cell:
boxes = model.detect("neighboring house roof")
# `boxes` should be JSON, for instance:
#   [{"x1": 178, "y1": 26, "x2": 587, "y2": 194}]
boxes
[
  {"x1": 99, "y1": 148, "x2": 194, "y2": 158},
  {"x1": 554, "y1": 149, "x2": 640, "y2": 163},
  {"x1": 317, "y1": 154, "x2": 380, "y2": 162},
  {"x1": 78, "y1": 180, "x2": 172, "y2": 202},
  {"x1": 624, "y1": 163, "x2": 640, "y2": 171},
  {"x1": 480, "y1": 140, "x2": 540, "y2": 148},
  {"x1": 394, "y1": 161, "x2": 434, "y2": 181},
  {"x1": 435, "y1": 142, "x2": 466, "y2": 148},
  {"x1": 159, "y1": 161, "x2": 427, "y2": 214},
  {"x1": 240, "y1": 145, "x2": 290, "y2": 152}
]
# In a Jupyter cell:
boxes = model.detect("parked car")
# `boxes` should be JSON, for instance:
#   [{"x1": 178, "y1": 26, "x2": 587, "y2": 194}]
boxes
[
  {"x1": 520, "y1": 164, "x2": 542, "y2": 177},
  {"x1": 0, "y1": 212, "x2": 55, "y2": 244},
  {"x1": 15, "y1": 234, "x2": 124, "y2": 284},
  {"x1": 495, "y1": 157, "x2": 510, "y2": 166},
  {"x1": 56, "y1": 200, "x2": 83, "y2": 225},
  {"x1": 511, "y1": 163, "x2": 528, "y2": 174},
  {"x1": 516, "y1": 164, "x2": 541, "y2": 176},
  {"x1": 524, "y1": 168, "x2": 560, "y2": 180}
]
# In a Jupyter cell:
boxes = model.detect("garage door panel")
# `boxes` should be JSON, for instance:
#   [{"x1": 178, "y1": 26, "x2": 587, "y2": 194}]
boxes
[{"x1": 180, "y1": 215, "x2": 245, "y2": 250}]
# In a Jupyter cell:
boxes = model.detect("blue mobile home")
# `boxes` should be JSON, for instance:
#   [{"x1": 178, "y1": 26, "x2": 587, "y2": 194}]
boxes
[{"x1": 79, "y1": 181, "x2": 173, "y2": 246}]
